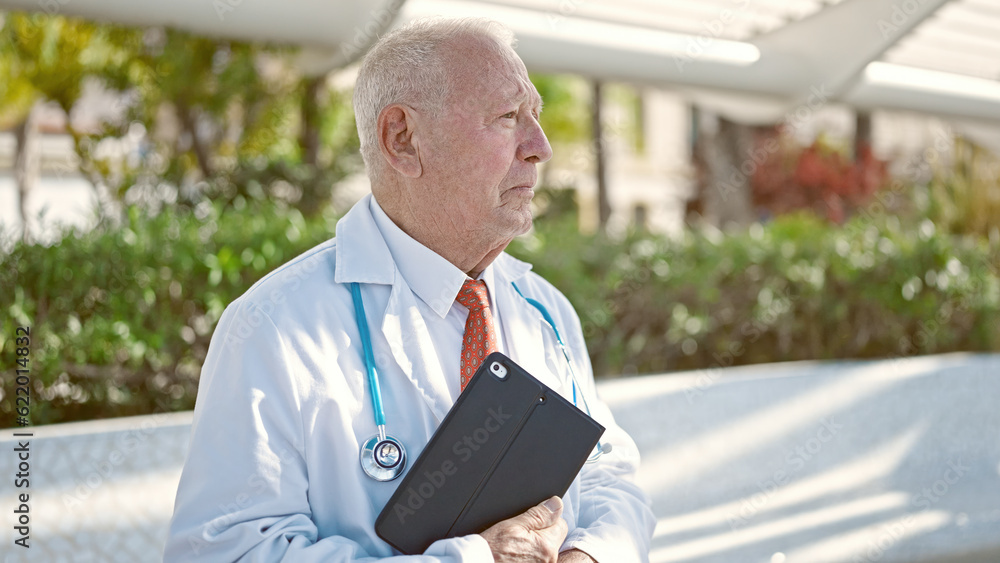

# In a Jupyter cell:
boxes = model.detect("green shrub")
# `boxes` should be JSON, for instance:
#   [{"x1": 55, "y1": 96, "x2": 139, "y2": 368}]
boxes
[
  {"x1": 924, "y1": 136, "x2": 1000, "y2": 239},
  {"x1": 509, "y1": 211, "x2": 1000, "y2": 377},
  {"x1": 1, "y1": 197, "x2": 338, "y2": 425}
]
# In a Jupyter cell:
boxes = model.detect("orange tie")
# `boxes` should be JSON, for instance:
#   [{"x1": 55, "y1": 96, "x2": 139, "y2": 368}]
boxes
[{"x1": 455, "y1": 279, "x2": 499, "y2": 392}]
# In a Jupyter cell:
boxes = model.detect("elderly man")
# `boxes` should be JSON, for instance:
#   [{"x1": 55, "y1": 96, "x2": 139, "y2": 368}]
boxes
[{"x1": 164, "y1": 17, "x2": 655, "y2": 563}]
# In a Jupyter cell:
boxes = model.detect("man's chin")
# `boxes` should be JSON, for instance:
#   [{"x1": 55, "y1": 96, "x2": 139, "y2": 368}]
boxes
[
  {"x1": 491, "y1": 211, "x2": 532, "y2": 243},
  {"x1": 513, "y1": 213, "x2": 533, "y2": 238}
]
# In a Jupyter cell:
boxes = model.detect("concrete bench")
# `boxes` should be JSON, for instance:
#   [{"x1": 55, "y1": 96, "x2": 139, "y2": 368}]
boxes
[
  {"x1": 2, "y1": 353, "x2": 998, "y2": 562},
  {"x1": 1, "y1": 411, "x2": 192, "y2": 562}
]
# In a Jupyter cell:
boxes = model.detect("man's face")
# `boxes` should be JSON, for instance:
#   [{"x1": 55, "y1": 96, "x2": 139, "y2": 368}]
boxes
[{"x1": 416, "y1": 36, "x2": 552, "y2": 249}]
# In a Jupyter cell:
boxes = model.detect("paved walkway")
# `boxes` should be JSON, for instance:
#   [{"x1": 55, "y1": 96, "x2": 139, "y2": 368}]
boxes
[
  {"x1": 601, "y1": 353, "x2": 1000, "y2": 563},
  {"x1": 1, "y1": 353, "x2": 997, "y2": 562}
]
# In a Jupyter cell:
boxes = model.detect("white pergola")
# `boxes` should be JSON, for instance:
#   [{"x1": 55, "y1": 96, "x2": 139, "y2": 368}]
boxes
[{"x1": 2, "y1": 0, "x2": 998, "y2": 128}]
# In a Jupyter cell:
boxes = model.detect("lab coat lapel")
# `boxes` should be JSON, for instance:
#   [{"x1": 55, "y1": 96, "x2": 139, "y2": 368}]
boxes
[
  {"x1": 381, "y1": 279, "x2": 452, "y2": 421},
  {"x1": 494, "y1": 258, "x2": 566, "y2": 394},
  {"x1": 335, "y1": 194, "x2": 452, "y2": 421}
]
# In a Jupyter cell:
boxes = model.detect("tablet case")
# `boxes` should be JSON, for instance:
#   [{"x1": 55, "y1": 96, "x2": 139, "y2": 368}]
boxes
[{"x1": 374, "y1": 352, "x2": 605, "y2": 555}]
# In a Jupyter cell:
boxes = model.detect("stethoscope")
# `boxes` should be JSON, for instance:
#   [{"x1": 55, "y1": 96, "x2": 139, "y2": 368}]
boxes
[{"x1": 351, "y1": 281, "x2": 610, "y2": 482}]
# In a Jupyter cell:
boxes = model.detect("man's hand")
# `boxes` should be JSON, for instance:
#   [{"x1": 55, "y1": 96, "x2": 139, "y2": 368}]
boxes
[
  {"x1": 557, "y1": 548, "x2": 597, "y2": 562},
  {"x1": 480, "y1": 496, "x2": 568, "y2": 562}
]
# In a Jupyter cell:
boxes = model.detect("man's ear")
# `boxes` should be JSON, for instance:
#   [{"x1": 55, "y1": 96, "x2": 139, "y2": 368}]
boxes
[{"x1": 377, "y1": 104, "x2": 423, "y2": 178}]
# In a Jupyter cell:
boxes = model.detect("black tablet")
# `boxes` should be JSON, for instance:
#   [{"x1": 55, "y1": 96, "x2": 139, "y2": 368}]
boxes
[{"x1": 374, "y1": 352, "x2": 605, "y2": 555}]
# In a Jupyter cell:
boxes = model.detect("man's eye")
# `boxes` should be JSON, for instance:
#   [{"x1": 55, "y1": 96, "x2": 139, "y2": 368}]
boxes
[{"x1": 501, "y1": 111, "x2": 517, "y2": 119}]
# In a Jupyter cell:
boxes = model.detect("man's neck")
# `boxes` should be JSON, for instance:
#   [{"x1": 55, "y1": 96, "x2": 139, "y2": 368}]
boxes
[{"x1": 373, "y1": 192, "x2": 507, "y2": 277}]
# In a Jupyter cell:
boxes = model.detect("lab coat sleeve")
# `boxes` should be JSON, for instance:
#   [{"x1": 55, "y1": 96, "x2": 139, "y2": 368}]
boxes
[
  {"x1": 163, "y1": 298, "x2": 494, "y2": 563},
  {"x1": 546, "y1": 290, "x2": 656, "y2": 563}
]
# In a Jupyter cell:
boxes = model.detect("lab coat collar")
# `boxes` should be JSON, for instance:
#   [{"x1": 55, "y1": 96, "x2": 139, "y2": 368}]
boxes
[
  {"x1": 333, "y1": 193, "x2": 395, "y2": 285},
  {"x1": 491, "y1": 252, "x2": 533, "y2": 284}
]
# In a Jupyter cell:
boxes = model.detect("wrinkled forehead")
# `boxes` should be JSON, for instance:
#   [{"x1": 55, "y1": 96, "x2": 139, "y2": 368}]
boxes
[{"x1": 440, "y1": 36, "x2": 539, "y2": 112}]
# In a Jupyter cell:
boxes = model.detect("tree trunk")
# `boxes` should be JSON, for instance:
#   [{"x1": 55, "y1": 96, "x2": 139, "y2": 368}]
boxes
[
  {"x1": 300, "y1": 76, "x2": 323, "y2": 168},
  {"x1": 13, "y1": 102, "x2": 41, "y2": 243},
  {"x1": 592, "y1": 80, "x2": 610, "y2": 232},
  {"x1": 854, "y1": 111, "x2": 872, "y2": 161},
  {"x1": 686, "y1": 106, "x2": 706, "y2": 221},
  {"x1": 177, "y1": 102, "x2": 213, "y2": 179},
  {"x1": 297, "y1": 76, "x2": 325, "y2": 216},
  {"x1": 702, "y1": 115, "x2": 754, "y2": 230}
]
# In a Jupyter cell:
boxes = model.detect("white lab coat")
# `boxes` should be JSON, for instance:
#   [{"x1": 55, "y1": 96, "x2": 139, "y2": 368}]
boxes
[{"x1": 164, "y1": 195, "x2": 655, "y2": 562}]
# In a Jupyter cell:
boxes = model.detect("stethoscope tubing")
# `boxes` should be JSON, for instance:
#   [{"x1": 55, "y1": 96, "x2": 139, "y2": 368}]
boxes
[
  {"x1": 351, "y1": 282, "x2": 387, "y2": 428},
  {"x1": 510, "y1": 282, "x2": 597, "y2": 420}
]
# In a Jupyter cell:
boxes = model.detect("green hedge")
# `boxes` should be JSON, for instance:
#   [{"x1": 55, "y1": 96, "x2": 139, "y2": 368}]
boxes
[
  {"x1": 2, "y1": 200, "x2": 999, "y2": 425},
  {"x1": 508, "y1": 212, "x2": 1000, "y2": 377},
  {"x1": 2, "y1": 198, "x2": 338, "y2": 425}
]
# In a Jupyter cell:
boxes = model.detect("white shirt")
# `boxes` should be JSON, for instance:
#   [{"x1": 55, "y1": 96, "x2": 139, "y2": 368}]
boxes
[
  {"x1": 164, "y1": 194, "x2": 655, "y2": 562},
  {"x1": 369, "y1": 197, "x2": 507, "y2": 406}
]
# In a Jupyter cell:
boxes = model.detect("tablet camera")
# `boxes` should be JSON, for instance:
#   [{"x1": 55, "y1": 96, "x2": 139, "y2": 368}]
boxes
[{"x1": 489, "y1": 362, "x2": 508, "y2": 379}]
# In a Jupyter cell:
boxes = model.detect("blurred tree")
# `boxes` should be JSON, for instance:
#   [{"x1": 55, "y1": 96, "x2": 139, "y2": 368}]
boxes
[
  {"x1": 530, "y1": 73, "x2": 591, "y2": 146},
  {"x1": 72, "y1": 23, "x2": 361, "y2": 215},
  {"x1": 10, "y1": 103, "x2": 39, "y2": 243},
  {"x1": 1, "y1": 13, "x2": 104, "y2": 240},
  {"x1": 0, "y1": 11, "x2": 361, "y2": 220},
  {"x1": 529, "y1": 73, "x2": 644, "y2": 232},
  {"x1": 527, "y1": 73, "x2": 592, "y2": 224},
  {"x1": 926, "y1": 136, "x2": 1000, "y2": 240}
]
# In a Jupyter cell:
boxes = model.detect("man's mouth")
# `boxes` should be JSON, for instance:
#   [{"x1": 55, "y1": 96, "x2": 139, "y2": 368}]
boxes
[
  {"x1": 507, "y1": 185, "x2": 535, "y2": 197},
  {"x1": 507, "y1": 178, "x2": 536, "y2": 192}
]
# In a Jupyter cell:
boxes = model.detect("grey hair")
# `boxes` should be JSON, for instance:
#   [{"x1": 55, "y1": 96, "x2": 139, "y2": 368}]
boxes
[{"x1": 353, "y1": 17, "x2": 516, "y2": 184}]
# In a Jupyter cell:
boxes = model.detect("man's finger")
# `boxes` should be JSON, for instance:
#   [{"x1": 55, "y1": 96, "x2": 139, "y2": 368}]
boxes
[{"x1": 516, "y1": 496, "x2": 564, "y2": 531}]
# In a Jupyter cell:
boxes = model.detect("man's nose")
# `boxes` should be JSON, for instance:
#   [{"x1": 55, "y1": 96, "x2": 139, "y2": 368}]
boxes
[{"x1": 520, "y1": 116, "x2": 553, "y2": 164}]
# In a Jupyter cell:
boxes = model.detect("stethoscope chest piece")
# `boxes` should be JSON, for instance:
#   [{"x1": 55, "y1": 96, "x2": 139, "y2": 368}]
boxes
[{"x1": 360, "y1": 434, "x2": 406, "y2": 481}]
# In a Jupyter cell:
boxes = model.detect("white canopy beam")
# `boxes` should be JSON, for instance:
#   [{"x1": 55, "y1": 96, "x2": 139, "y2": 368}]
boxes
[
  {"x1": 3, "y1": 0, "x2": 999, "y2": 124},
  {"x1": 0, "y1": 0, "x2": 404, "y2": 74},
  {"x1": 400, "y1": 0, "x2": 1000, "y2": 126},
  {"x1": 751, "y1": 0, "x2": 952, "y2": 100}
]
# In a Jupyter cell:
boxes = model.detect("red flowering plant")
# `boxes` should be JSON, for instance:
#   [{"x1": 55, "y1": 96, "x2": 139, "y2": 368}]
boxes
[{"x1": 751, "y1": 128, "x2": 890, "y2": 223}]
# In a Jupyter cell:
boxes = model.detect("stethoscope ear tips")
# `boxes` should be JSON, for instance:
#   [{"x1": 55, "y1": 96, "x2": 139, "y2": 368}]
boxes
[{"x1": 587, "y1": 442, "x2": 611, "y2": 463}]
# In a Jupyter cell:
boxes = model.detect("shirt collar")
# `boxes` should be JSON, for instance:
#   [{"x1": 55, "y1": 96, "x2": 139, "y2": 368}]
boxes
[{"x1": 369, "y1": 196, "x2": 473, "y2": 318}]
